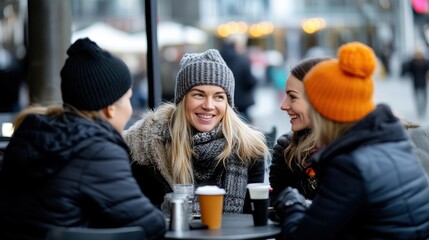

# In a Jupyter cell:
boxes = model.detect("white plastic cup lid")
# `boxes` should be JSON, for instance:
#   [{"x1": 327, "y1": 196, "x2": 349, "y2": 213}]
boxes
[{"x1": 247, "y1": 183, "x2": 270, "y2": 199}]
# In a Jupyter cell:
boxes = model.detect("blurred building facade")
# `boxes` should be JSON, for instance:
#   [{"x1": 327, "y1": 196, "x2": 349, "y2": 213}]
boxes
[{"x1": 0, "y1": 0, "x2": 426, "y2": 112}]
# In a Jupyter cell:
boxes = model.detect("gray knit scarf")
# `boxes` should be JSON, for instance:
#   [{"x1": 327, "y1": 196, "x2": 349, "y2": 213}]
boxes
[{"x1": 192, "y1": 125, "x2": 248, "y2": 214}]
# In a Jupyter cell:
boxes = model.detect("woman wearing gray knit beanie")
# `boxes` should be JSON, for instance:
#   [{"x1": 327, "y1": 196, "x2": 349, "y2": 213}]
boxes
[
  {"x1": 0, "y1": 38, "x2": 166, "y2": 240},
  {"x1": 124, "y1": 49, "x2": 270, "y2": 214}
]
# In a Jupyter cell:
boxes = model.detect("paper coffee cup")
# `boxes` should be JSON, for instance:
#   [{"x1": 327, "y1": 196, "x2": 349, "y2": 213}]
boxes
[
  {"x1": 195, "y1": 186, "x2": 226, "y2": 229},
  {"x1": 247, "y1": 183, "x2": 270, "y2": 226}
]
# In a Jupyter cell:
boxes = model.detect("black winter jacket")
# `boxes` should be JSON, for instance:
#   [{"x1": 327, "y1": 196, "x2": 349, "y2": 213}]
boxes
[
  {"x1": 270, "y1": 130, "x2": 318, "y2": 203},
  {"x1": 0, "y1": 113, "x2": 165, "y2": 240},
  {"x1": 280, "y1": 104, "x2": 429, "y2": 240}
]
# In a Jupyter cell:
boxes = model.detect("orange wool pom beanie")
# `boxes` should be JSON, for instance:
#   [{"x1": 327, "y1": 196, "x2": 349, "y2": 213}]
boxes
[{"x1": 303, "y1": 42, "x2": 377, "y2": 122}]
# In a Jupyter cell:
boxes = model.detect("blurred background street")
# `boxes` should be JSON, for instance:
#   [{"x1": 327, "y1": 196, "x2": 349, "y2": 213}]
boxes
[{"x1": 1, "y1": 0, "x2": 429, "y2": 140}]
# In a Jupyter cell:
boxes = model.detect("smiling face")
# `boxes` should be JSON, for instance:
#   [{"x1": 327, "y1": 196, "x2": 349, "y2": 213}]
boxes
[
  {"x1": 280, "y1": 75, "x2": 311, "y2": 132},
  {"x1": 184, "y1": 85, "x2": 227, "y2": 132}
]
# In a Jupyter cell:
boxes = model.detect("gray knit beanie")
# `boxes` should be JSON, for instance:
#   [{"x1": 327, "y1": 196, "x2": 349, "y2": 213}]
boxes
[
  {"x1": 175, "y1": 49, "x2": 235, "y2": 107},
  {"x1": 60, "y1": 38, "x2": 132, "y2": 111}
]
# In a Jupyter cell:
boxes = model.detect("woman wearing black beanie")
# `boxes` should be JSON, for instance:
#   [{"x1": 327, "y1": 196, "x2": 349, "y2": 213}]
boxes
[{"x1": 0, "y1": 38, "x2": 165, "y2": 240}]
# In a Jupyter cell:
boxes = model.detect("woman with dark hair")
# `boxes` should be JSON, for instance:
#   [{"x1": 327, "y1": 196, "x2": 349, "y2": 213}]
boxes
[{"x1": 269, "y1": 57, "x2": 329, "y2": 203}]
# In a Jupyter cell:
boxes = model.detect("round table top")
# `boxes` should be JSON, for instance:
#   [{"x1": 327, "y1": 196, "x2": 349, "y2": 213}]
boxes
[{"x1": 164, "y1": 214, "x2": 281, "y2": 240}]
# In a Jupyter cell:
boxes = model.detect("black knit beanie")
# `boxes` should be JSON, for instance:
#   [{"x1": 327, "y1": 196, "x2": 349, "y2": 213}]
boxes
[
  {"x1": 60, "y1": 38, "x2": 132, "y2": 111},
  {"x1": 175, "y1": 49, "x2": 235, "y2": 107}
]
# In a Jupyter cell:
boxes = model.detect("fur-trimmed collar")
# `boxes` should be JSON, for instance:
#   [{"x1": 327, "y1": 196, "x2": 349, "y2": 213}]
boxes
[{"x1": 123, "y1": 104, "x2": 176, "y2": 186}]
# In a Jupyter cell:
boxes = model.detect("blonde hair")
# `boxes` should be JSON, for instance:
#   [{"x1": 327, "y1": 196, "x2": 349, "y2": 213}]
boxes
[
  {"x1": 310, "y1": 108, "x2": 355, "y2": 146},
  {"x1": 169, "y1": 96, "x2": 269, "y2": 184},
  {"x1": 13, "y1": 104, "x2": 105, "y2": 130},
  {"x1": 284, "y1": 130, "x2": 318, "y2": 169}
]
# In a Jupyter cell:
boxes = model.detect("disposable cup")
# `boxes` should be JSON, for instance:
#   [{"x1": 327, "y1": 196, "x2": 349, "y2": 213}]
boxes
[
  {"x1": 195, "y1": 185, "x2": 226, "y2": 229},
  {"x1": 247, "y1": 183, "x2": 270, "y2": 226}
]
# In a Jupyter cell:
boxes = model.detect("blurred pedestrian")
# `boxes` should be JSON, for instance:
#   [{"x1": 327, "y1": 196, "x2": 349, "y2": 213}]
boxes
[
  {"x1": 220, "y1": 37, "x2": 257, "y2": 123},
  {"x1": 123, "y1": 49, "x2": 270, "y2": 214},
  {"x1": 401, "y1": 49, "x2": 429, "y2": 118},
  {"x1": 0, "y1": 38, "x2": 165, "y2": 240},
  {"x1": 269, "y1": 57, "x2": 330, "y2": 206},
  {"x1": 273, "y1": 42, "x2": 429, "y2": 239},
  {"x1": 379, "y1": 42, "x2": 393, "y2": 77},
  {"x1": 0, "y1": 47, "x2": 25, "y2": 112}
]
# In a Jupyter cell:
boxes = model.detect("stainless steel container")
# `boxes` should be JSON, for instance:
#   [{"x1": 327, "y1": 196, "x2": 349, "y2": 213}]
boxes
[{"x1": 169, "y1": 198, "x2": 190, "y2": 231}]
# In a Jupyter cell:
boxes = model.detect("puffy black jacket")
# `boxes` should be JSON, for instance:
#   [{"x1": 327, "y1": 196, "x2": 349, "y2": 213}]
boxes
[
  {"x1": 280, "y1": 104, "x2": 429, "y2": 240},
  {"x1": 0, "y1": 113, "x2": 165, "y2": 240}
]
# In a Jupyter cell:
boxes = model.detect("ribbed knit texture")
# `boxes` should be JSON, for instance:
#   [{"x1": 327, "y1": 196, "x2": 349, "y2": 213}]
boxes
[
  {"x1": 192, "y1": 125, "x2": 247, "y2": 214},
  {"x1": 304, "y1": 42, "x2": 377, "y2": 122},
  {"x1": 60, "y1": 38, "x2": 132, "y2": 110},
  {"x1": 175, "y1": 49, "x2": 235, "y2": 107}
]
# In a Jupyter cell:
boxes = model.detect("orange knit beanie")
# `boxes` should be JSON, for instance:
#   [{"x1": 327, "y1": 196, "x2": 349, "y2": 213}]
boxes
[{"x1": 303, "y1": 42, "x2": 377, "y2": 122}]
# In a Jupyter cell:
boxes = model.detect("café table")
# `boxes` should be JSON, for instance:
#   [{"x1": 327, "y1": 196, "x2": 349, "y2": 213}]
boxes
[{"x1": 164, "y1": 214, "x2": 281, "y2": 240}]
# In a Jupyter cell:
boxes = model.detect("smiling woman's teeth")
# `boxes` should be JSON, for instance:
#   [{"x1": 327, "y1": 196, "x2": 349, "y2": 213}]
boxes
[
  {"x1": 198, "y1": 114, "x2": 212, "y2": 119},
  {"x1": 290, "y1": 115, "x2": 298, "y2": 119}
]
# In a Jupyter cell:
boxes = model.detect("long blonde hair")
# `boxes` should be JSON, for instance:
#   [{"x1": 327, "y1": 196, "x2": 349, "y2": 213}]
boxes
[
  {"x1": 13, "y1": 104, "x2": 104, "y2": 130},
  {"x1": 284, "y1": 130, "x2": 318, "y2": 169},
  {"x1": 169, "y1": 96, "x2": 269, "y2": 184},
  {"x1": 310, "y1": 108, "x2": 355, "y2": 147}
]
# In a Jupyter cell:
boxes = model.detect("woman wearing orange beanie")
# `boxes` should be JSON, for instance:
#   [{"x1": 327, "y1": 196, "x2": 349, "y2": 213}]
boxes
[{"x1": 273, "y1": 42, "x2": 429, "y2": 239}]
